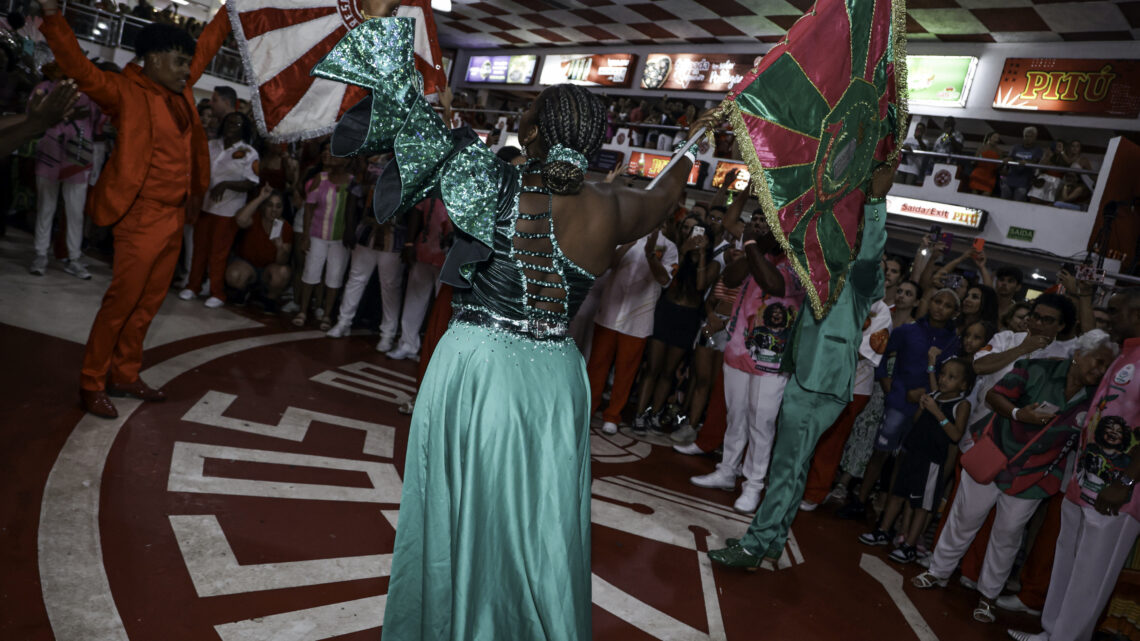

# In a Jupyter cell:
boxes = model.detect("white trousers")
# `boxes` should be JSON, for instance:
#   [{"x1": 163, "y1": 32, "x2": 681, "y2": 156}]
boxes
[
  {"x1": 718, "y1": 365, "x2": 788, "y2": 491},
  {"x1": 1037, "y1": 499, "x2": 1140, "y2": 641},
  {"x1": 928, "y1": 473, "x2": 1042, "y2": 599},
  {"x1": 394, "y1": 260, "x2": 441, "y2": 354},
  {"x1": 337, "y1": 246, "x2": 404, "y2": 339},
  {"x1": 35, "y1": 176, "x2": 87, "y2": 260}
]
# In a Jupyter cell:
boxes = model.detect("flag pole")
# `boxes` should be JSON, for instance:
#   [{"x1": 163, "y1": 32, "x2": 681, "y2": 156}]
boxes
[{"x1": 645, "y1": 126, "x2": 706, "y2": 191}]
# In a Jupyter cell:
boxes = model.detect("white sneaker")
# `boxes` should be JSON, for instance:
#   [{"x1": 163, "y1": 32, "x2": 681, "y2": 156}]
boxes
[
  {"x1": 673, "y1": 442, "x2": 705, "y2": 455},
  {"x1": 376, "y1": 336, "x2": 395, "y2": 353},
  {"x1": 1007, "y1": 629, "x2": 1046, "y2": 641},
  {"x1": 204, "y1": 296, "x2": 224, "y2": 308},
  {"x1": 734, "y1": 487, "x2": 763, "y2": 514},
  {"x1": 64, "y1": 259, "x2": 92, "y2": 280},
  {"x1": 178, "y1": 288, "x2": 195, "y2": 301},
  {"x1": 959, "y1": 575, "x2": 978, "y2": 591},
  {"x1": 601, "y1": 421, "x2": 618, "y2": 435},
  {"x1": 670, "y1": 424, "x2": 697, "y2": 443},
  {"x1": 325, "y1": 322, "x2": 351, "y2": 338},
  {"x1": 996, "y1": 595, "x2": 1041, "y2": 616},
  {"x1": 690, "y1": 470, "x2": 737, "y2": 491},
  {"x1": 281, "y1": 301, "x2": 300, "y2": 314},
  {"x1": 387, "y1": 345, "x2": 417, "y2": 360},
  {"x1": 799, "y1": 500, "x2": 818, "y2": 512},
  {"x1": 825, "y1": 485, "x2": 849, "y2": 504},
  {"x1": 29, "y1": 254, "x2": 48, "y2": 275}
]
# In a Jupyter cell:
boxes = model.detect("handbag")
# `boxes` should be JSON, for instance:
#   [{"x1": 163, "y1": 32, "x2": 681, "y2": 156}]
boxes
[{"x1": 961, "y1": 411, "x2": 1058, "y2": 485}]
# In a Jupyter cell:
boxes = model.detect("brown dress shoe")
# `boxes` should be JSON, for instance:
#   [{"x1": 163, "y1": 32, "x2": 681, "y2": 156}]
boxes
[
  {"x1": 107, "y1": 379, "x2": 167, "y2": 402},
  {"x1": 80, "y1": 389, "x2": 119, "y2": 419}
]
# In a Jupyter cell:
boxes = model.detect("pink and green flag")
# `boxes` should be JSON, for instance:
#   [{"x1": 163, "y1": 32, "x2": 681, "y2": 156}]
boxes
[{"x1": 723, "y1": 0, "x2": 907, "y2": 319}]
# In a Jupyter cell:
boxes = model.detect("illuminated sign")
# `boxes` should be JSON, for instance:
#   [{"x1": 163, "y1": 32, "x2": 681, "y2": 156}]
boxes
[
  {"x1": 464, "y1": 55, "x2": 537, "y2": 85},
  {"x1": 907, "y1": 55, "x2": 977, "y2": 107},
  {"x1": 640, "y1": 53, "x2": 760, "y2": 92},
  {"x1": 993, "y1": 58, "x2": 1140, "y2": 118},
  {"x1": 712, "y1": 161, "x2": 750, "y2": 192},
  {"x1": 540, "y1": 54, "x2": 637, "y2": 88},
  {"x1": 626, "y1": 151, "x2": 704, "y2": 186},
  {"x1": 886, "y1": 196, "x2": 985, "y2": 229}
]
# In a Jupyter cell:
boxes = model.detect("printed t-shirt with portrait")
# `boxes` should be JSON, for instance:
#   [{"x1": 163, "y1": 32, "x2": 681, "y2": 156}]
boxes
[
  {"x1": 32, "y1": 80, "x2": 103, "y2": 184},
  {"x1": 305, "y1": 172, "x2": 354, "y2": 241},
  {"x1": 1067, "y1": 338, "x2": 1140, "y2": 521},
  {"x1": 203, "y1": 138, "x2": 260, "y2": 217},
  {"x1": 238, "y1": 212, "x2": 293, "y2": 269},
  {"x1": 854, "y1": 300, "x2": 893, "y2": 396},
  {"x1": 594, "y1": 234, "x2": 679, "y2": 339},
  {"x1": 723, "y1": 255, "x2": 805, "y2": 375}
]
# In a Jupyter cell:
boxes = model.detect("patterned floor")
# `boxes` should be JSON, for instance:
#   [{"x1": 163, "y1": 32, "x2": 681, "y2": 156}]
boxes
[{"x1": 1, "y1": 228, "x2": 1042, "y2": 640}]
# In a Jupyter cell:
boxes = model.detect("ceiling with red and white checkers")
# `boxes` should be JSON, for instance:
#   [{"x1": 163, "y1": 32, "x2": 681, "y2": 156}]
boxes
[{"x1": 437, "y1": 0, "x2": 1140, "y2": 49}]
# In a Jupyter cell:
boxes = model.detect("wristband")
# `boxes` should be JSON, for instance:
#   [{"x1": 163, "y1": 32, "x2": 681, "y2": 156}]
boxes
[
  {"x1": 926, "y1": 365, "x2": 935, "y2": 373},
  {"x1": 939, "y1": 418, "x2": 950, "y2": 427},
  {"x1": 1011, "y1": 407, "x2": 1021, "y2": 422},
  {"x1": 866, "y1": 196, "x2": 885, "y2": 205},
  {"x1": 1114, "y1": 470, "x2": 1137, "y2": 488},
  {"x1": 743, "y1": 240, "x2": 757, "y2": 248},
  {"x1": 672, "y1": 138, "x2": 698, "y2": 165}
]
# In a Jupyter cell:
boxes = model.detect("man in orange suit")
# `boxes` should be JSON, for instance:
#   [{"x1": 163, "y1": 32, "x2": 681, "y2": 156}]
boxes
[{"x1": 38, "y1": 0, "x2": 231, "y2": 418}]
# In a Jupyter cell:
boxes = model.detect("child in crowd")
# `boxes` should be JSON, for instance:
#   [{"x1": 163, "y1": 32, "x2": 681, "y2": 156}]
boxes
[
  {"x1": 294, "y1": 147, "x2": 355, "y2": 330},
  {"x1": 860, "y1": 358, "x2": 975, "y2": 563}
]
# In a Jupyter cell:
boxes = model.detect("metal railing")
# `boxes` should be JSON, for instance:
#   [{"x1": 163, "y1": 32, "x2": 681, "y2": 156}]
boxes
[
  {"x1": 902, "y1": 148, "x2": 1100, "y2": 177},
  {"x1": 15, "y1": 0, "x2": 247, "y2": 83}
]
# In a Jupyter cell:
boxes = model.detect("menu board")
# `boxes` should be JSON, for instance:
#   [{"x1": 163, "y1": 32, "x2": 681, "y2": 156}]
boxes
[
  {"x1": 640, "y1": 53, "x2": 761, "y2": 92},
  {"x1": 465, "y1": 55, "x2": 538, "y2": 85},
  {"x1": 712, "y1": 161, "x2": 751, "y2": 192},
  {"x1": 540, "y1": 54, "x2": 637, "y2": 88},
  {"x1": 907, "y1": 56, "x2": 977, "y2": 107},
  {"x1": 626, "y1": 151, "x2": 704, "y2": 186},
  {"x1": 993, "y1": 58, "x2": 1140, "y2": 118}
]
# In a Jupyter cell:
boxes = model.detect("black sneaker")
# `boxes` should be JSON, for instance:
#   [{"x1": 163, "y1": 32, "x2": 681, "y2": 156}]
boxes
[
  {"x1": 632, "y1": 408, "x2": 653, "y2": 434},
  {"x1": 836, "y1": 497, "x2": 867, "y2": 520},
  {"x1": 858, "y1": 529, "x2": 890, "y2": 546},
  {"x1": 888, "y1": 544, "x2": 917, "y2": 564}
]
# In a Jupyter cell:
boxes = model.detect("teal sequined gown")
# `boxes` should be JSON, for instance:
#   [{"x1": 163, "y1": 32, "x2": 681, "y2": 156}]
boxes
[{"x1": 313, "y1": 18, "x2": 596, "y2": 641}]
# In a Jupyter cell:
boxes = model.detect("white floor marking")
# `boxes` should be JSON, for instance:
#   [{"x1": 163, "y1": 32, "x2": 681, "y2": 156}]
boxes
[
  {"x1": 593, "y1": 574, "x2": 720, "y2": 641},
  {"x1": 169, "y1": 515, "x2": 391, "y2": 597},
  {"x1": 859, "y1": 554, "x2": 940, "y2": 641},
  {"x1": 167, "y1": 442, "x2": 403, "y2": 503},
  {"x1": 695, "y1": 538, "x2": 728, "y2": 640},
  {"x1": 590, "y1": 431, "x2": 653, "y2": 463},
  {"x1": 213, "y1": 596, "x2": 385, "y2": 641},
  {"x1": 38, "y1": 332, "x2": 325, "y2": 641},
  {"x1": 182, "y1": 390, "x2": 397, "y2": 458},
  {"x1": 310, "y1": 361, "x2": 417, "y2": 405}
]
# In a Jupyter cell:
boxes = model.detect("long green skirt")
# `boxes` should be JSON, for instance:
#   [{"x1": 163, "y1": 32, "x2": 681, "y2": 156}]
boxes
[{"x1": 382, "y1": 321, "x2": 593, "y2": 641}]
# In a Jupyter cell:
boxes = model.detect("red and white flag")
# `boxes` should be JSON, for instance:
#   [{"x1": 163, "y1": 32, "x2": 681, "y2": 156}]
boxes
[{"x1": 225, "y1": 0, "x2": 446, "y2": 142}]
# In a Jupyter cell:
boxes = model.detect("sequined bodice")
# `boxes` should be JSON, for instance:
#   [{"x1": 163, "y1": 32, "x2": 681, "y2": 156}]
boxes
[{"x1": 452, "y1": 165, "x2": 597, "y2": 334}]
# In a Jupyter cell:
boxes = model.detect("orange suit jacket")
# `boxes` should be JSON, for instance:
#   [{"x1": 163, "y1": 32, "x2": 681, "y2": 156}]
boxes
[{"x1": 39, "y1": 9, "x2": 232, "y2": 227}]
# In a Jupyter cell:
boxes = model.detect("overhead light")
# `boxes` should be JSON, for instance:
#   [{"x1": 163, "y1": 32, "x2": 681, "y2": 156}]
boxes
[
  {"x1": 431, "y1": 0, "x2": 451, "y2": 11},
  {"x1": 171, "y1": 0, "x2": 189, "y2": 4},
  {"x1": 1031, "y1": 270, "x2": 1046, "y2": 281},
  {"x1": 97, "y1": 21, "x2": 108, "y2": 28}
]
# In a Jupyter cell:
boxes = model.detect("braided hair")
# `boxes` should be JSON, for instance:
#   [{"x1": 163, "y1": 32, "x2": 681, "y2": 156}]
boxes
[{"x1": 535, "y1": 84, "x2": 606, "y2": 195}]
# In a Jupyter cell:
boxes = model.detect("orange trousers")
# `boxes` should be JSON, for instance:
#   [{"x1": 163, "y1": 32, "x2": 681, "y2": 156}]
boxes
[
  {"x1": 81, "y1": 198, "x2": 183, "y2": 391},
  {"x1": 935, "y1": 464, "x2": 1062, "y2": 610},
  {"x1": 695, "y1": 366, "x2": 728, "y2": 452},
  {"x1": 416, "y1": 284, "x2": 453, "y2": 387},
  {"x1": 803, "y1": 394, "x2": 871, "y2": 505},
  {"x1": 587, "y1": 324, "x2": 647, "y2": 424},
  {"x1": 187, "y1": 212, "x2": 238, "y2": 301}
]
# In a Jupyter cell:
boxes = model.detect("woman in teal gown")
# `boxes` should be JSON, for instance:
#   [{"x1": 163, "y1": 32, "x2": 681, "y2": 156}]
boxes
[{"x1": 311, "y1": 2, "x2": 709, "y2": 639}]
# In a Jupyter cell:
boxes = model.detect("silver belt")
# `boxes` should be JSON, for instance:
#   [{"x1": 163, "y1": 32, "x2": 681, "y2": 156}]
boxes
[{"x1": 451, "y1": 306, "x2": 569, "y2": 341}]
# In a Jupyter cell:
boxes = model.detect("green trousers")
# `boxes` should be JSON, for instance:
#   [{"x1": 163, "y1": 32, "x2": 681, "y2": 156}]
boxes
[{"x1": 740, "y1": 377, "x2": 847, "y2": 558}]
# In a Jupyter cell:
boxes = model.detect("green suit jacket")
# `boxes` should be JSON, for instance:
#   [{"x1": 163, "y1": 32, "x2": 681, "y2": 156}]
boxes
[{"x1": 782, "y1": 201, "x2": 887, "y2": 402}]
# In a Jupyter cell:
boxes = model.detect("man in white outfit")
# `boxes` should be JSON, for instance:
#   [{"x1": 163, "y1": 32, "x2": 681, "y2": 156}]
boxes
[
  {"x1": 326, "y1": 216, "x2": 404, "y2": 351},
  {"x1": 386, "y1": 196, "x2": 451, "y2": 360}
]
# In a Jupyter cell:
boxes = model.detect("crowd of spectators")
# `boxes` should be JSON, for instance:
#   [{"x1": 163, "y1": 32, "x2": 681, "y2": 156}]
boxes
[{"x1": 897, "y1": 116, "x2": 1097, "y2": 210}]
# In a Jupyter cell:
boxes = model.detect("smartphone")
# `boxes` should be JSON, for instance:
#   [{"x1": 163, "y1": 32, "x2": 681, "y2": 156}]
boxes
[
  {"x1": 691, "y1": 225, "x2": 705, "y2": 237},
  {"x1": 940, "y1": 232, "x2": 955, "y2": 259},
  {"x1": 944, "y1": 274, "x2": 964, "y2": 291},
  {"x1": 928, "y1": 224, "x2": 942, "y2": 242},
  {"x1": 739, "y1": 209, "x2": 753, "y2": 224},
  {"x1": 1076, "y1": 264, "x2": 1106, "y2": 283},
  {"x1": 973, "y1": 238, "x2": 986, "y2": 254},
  {"x1": 1036, "y1": 401, "x2": 1060, "y2": 415}
]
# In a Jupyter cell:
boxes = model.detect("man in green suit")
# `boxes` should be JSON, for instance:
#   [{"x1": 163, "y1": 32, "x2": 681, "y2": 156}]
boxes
[{"x1": 709, "y1": 163, "x2": 895, "y2": 568}]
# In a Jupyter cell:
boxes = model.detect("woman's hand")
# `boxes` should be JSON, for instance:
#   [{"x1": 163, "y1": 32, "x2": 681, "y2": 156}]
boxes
[
  {"x1": 604, "y1": 164, "x2": 624, "y2": 184},
  {"x1": 927, "y1": 346, "x2": 942, "y2": 366},
  {"x1": 1015, "y1": 402, "x2": 1056, "y2": 426},
  {"x1": 256, "y1": 184, "x2": 273, "y2": 201},
  {"x1": 973, "y1": 248, "x2": 987, "y2": 267},
  {"x1": 362, "y1": 0, "x2": 401, "y2": 18},
  {"x1": 919, "y1": 393, "x2": 938, "y2": 413}
]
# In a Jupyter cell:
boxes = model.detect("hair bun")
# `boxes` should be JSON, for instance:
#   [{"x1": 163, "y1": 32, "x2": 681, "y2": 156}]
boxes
[{"x1": 542, "y1": 160, "x2": 585, "y2": 196}]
